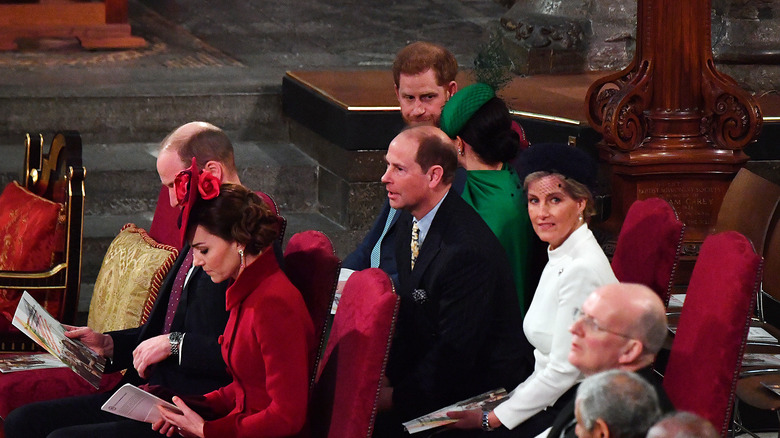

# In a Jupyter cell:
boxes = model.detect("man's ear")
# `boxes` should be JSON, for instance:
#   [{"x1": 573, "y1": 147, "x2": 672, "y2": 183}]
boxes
[
  {"x1": 395, "y1": 84, "x2": 402, "y2": 102},
  {"x1": 447, "y1": 81, "x2": 458, "y2": 99},
  {"x1": 618, "y1": 339, "x2": 644, "y2": 365},
  {"x1": 203, "y1": 160, "x2": 224, "y2": 182},
  {"x1": 428, "y1": 165, "x2": 444, "y2": 188},
  {"x1": 592, "y1": 418, "x2": 610, "y2": 438}
]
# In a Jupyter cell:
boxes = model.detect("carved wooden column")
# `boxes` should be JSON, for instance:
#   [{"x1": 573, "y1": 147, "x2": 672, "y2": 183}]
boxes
[{"x1": 586, "y1": 0, "x2": 762, "y2": 254}]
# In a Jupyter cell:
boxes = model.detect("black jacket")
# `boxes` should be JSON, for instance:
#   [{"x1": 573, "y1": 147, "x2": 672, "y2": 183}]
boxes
[
  {"x1": 107, "y1": 244, "x2": 231, "y2": 396},
  {"x1": 387, "y1": 189, "x2": 534, "y2": 421}
]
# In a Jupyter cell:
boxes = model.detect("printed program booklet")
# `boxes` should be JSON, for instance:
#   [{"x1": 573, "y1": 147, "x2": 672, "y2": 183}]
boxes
[
  {"x1": 402, "y1": 388, "x2": 508, "y2": 434},
  {"x1": 11, "y1": 291, "x2": 105, "y2": 388},
  {"x1": 743, "y1": 353, "x2": 780, "y2": 368},
  {"x1": 101, "y1": 383, "x2": 183, "y2": 423},
  {"x1": 0, "y1": 352, "x2": 68, "y2": 373}
]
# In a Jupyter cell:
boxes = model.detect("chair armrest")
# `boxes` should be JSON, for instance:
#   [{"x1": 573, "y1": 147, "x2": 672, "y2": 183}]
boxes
[{"x1": 0, "y1": 263, "x2": 67, "y2": 288}]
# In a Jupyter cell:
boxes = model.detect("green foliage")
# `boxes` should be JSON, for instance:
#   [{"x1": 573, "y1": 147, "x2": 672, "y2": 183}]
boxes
[{"x1": 472, "y1": 32, "x2": 515, "y2": 91}]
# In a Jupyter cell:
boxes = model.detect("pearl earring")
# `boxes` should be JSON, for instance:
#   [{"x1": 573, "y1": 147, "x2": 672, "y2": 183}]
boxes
[{"x1": 239, "y1": 249, "x2": 245, "y2": 270}]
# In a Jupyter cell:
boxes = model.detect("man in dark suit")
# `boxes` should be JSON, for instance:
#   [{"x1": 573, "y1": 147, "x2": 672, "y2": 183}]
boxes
[
  {"x1": 374, "y1": 126, "x2": 533, "y2": 437},
  {"x1": 4, "y1": 122, "x2": 242, "y2": 438},
  {"x1": 545, "y1": 283, "x2": 674, "y2": 438},
  {"x1": 342, "y1": 41, "x2": 458, "y2": 284}
]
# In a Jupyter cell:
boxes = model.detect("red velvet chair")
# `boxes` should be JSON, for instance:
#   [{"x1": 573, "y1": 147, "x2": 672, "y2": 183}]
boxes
[
  {"x1": 258, "y1": 191, "x2": 287, "y2": 248},
  {"x1": 148, "y1": 186, "x2": 182, "y2": 250},
  {"x1": 308, "y1": 268, "x2": 399, "y2": 438},
  {"x1": 611, "y1": 197, "x2": 685, "y2": 306},
  {"x1": 663, "y1": 231, "x2": 762, "y2": 436},
  {"x1": 0, "y1": 132, "x2": 84, "y2": 351},
  {"x1": 282, "y1": 230, "x2": 341, "y2": 389}
]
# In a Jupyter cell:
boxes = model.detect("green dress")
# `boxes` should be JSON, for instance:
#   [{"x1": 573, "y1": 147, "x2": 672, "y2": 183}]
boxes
[{"x1": 461, "y1": 164, "x2": 532, "y2": 314}]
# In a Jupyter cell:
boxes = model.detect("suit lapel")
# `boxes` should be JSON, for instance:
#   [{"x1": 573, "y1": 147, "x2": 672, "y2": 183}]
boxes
[
  {"x1": 407, "y1": 190, "x2": 456, "y2": 284},
  {"x1": 396, "y1": 211, "x2": 413, "y2": 285},
  {"x1": 409, "y1": 228, "x2": 441, "y2": 283}
]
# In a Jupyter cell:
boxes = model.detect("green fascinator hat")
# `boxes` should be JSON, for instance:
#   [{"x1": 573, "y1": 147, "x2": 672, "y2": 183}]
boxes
[{"x1": 440, "y1": 83, "x2": 495, "y2": 139}]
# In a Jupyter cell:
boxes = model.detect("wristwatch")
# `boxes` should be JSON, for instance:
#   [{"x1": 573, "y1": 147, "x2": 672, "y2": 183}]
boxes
[
  {"x1": 169, "y1": 332, "x2": 183, "y2": 357},
  {"x1": 482, "y1": 410, "x2": 495, "y2": 432}
]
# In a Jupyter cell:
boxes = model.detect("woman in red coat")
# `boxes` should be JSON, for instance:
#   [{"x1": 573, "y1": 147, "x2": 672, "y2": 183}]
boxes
[{"x1": 154, "y1": 183, "x2": 314, "y2": 438}]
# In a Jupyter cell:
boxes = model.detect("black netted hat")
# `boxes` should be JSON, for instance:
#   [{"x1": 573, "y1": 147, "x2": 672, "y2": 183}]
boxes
[{"x1": 518, "y1": 143, "x2": 597, "y2": 192}]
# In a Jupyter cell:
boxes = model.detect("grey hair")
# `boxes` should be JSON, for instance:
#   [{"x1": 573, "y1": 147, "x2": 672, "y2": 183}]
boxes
[
  {"x1": 646, "y1": 411, "x2": 718, "y2": 438},
  {"x1": 523, "y1": 171, "x2": 596, "y2": 220},
  {"x1": 633, "y1": 300, "x2": 668, "y2": 356},
  {"x1": 576, "y1": 370, "x2": 662, "y2": 438}
]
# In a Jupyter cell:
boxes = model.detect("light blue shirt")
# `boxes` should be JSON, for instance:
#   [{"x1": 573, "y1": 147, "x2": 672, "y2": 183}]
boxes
[{"x1": 413, "y1": 192, "x2": 448, "y2": 249}]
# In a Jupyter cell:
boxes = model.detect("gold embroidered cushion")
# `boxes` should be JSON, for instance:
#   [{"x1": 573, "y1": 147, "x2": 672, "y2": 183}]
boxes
[{"x1": 88, "y1": 224, "x2": 178, "y2": 333}]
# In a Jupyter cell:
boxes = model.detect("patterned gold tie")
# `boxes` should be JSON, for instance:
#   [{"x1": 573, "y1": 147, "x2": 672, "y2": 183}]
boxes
[{"x1": 411, "y1": 221, "x2": 420, "y2": 270}]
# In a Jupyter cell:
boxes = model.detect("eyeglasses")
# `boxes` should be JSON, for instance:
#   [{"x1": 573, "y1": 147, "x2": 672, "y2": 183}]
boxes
[{"x1": 572, "y1": 307, "x2": 634, "y2": 340}]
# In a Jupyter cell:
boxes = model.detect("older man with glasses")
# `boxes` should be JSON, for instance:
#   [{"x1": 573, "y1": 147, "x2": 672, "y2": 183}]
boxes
[{"x1": 543, "y1": 283, "x2": 675, "y2": 438}]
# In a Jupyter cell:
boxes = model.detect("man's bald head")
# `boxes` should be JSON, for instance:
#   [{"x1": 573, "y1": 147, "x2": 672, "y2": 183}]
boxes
[
  {"x1": 595, "y1": 283, "x2": 668, "y2": 355},
  {"x1": 646, "y1": 412, "x2": 718, "y2": 438},
  {"x1": 399, "y1": 125, "x2": 458, "y2": 184},
  {"x1": 156, "y1": 121, "x2": 240, "y2": 207},
  {"x1": 569, "y1": 283, "x2": 668, "y2": 375},
  {"x1": 159, "y1": 121, "x2": 237, "y2": 175}
]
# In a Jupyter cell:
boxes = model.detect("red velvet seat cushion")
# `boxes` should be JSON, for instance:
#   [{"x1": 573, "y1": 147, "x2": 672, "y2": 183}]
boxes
[
  {"x1": 0, "y1": 181, "x2": 64, "y2": 332},
  {"x1": 611, "y1": 197, "x2": 684, "y2": 305},
  {"x1": 663, "y1": 231, "x2": 761, "y2": 435},
  {"x1": 309, "y1": 268, "x2": 399, "y2": 438},
  {"x1": 0, "y1": 365, "x2": 123, "y2": 419}
]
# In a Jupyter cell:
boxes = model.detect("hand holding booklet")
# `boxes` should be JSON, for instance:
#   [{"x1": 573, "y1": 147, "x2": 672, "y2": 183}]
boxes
[
  {"x1": 402, "y1": 388, "x2": 508, "y2": 434},
  {"x1": 11, "y1": 291, "x2": 105, "y2": 388},
  {"x1": 101, "y1": 383, "x2": 183, "y2": 423}
]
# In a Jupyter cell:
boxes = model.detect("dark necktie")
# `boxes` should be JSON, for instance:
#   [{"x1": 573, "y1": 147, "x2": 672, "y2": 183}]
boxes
[{"x1": 163, "y1": 249, "x2": 193, "y2": 334}]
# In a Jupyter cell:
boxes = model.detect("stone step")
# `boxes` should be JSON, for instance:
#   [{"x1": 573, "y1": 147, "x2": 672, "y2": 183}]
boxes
[
  {"x1": 2, "y1": 139, "x2": 322, "y2": 216},
  {"x1": 0, "y1": 90, "x2": 288, "y2": 146},
  {"x1": 80, "y1": 140, "x2": 321, "y2": 216}
]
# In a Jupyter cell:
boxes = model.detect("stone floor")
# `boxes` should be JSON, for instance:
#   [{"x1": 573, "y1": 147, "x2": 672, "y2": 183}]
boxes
[{"x1": 0, "y1": 0, "x2": 509, "y2": 99}]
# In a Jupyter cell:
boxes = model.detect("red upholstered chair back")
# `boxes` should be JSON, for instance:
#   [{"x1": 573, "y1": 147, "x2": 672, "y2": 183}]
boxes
[
  {"x1": 663, "y1": 231, "x2": 762, "y2": 436},
  {"x1": 611, "y1": 197, "x2": 684, "y2": 306},
  {"x1": 282, "y1": 230, "x2": 341, "y2": 390},
  {"x1": 309, "y1": 268, "x2": 399, "y2": 438},
  {"x1": 255, "y1": 191, "x2": 287, "y2": 246},
  {"x1": 149, "y1": 186, "x2": 182, "y2": 250}
]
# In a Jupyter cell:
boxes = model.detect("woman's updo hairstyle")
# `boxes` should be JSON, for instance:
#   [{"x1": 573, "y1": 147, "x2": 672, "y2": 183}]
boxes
[
  {"x1": 440, "y1": 83, "x2": 519, "y2": 165},
  {"x1": 458, "y1": 97, "x2": 518, "y2": 164},
  {"x1": 188, "y1": 183, "x2": 279, "y2": 255}
]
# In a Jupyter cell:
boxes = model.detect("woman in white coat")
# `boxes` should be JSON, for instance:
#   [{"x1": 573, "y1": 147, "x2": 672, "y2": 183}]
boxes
[{"x1": 449, "y1": 143, "x2": 618, "y2": 437}]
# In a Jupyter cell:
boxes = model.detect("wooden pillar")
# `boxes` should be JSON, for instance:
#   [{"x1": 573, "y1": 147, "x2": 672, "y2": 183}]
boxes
[{"x1": 586, "y1": 0, "x2": 762, "y2": 255}]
